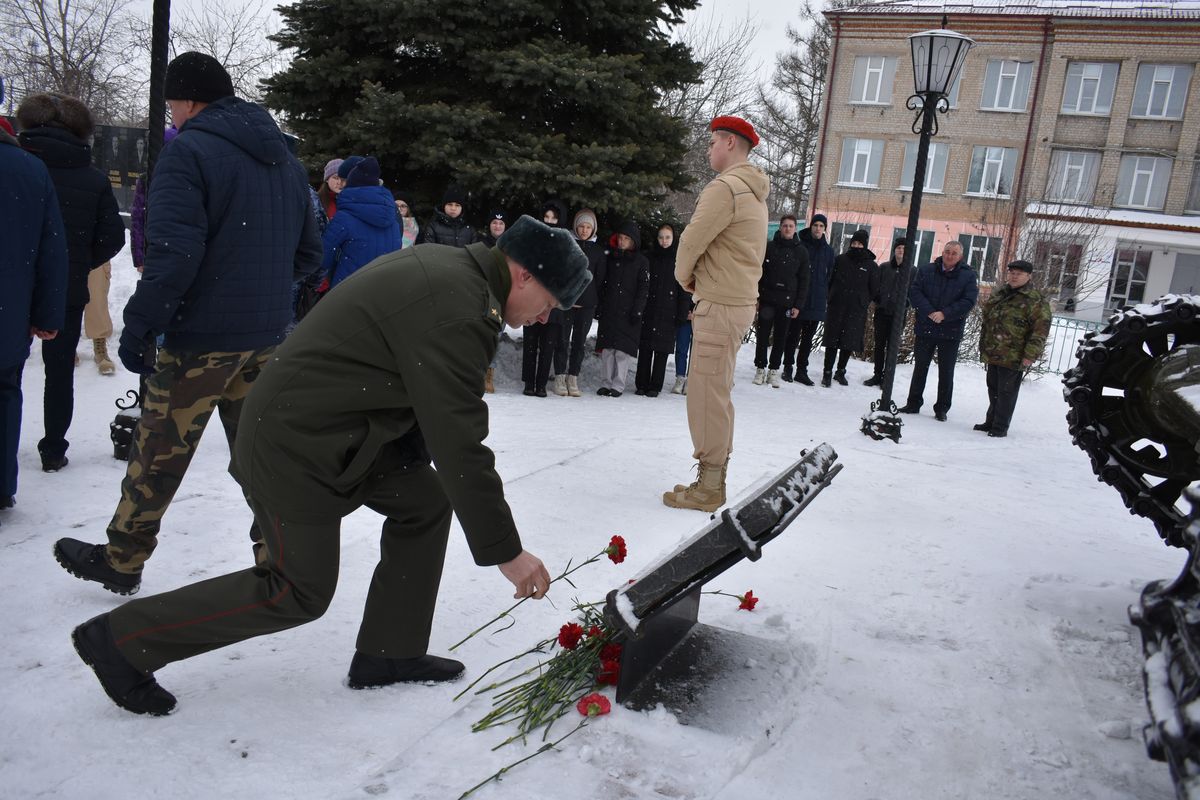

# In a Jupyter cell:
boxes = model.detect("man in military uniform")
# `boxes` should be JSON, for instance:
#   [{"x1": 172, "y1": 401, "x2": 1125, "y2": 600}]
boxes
[
  {"x1": 975, "y1": 259, "x2": 1052, "y2": 438},
  {"x1": 70, "y1": 215, "x2": 591, "y2": 715}
]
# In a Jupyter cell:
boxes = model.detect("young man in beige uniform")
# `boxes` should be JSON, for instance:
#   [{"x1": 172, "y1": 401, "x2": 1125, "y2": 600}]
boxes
[{"x1": 664, "y1": 116, "x2": 769, "y2": 512}]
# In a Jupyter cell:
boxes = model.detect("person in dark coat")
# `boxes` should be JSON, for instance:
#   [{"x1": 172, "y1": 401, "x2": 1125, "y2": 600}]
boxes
[
  {"x1": 821, "y1": 229, "x2": 879, "y2": 386},
  {"x1": 0, "y1": 123, "x2": 68, "y2": 518},
  {"x1": 522, "y1": 200, "x2": 569, "y2": 397},
  {"x1": 561, "y1": 208, "x2": 603, "y2": 397},
  {"x1": 15, "y1": 93, "x2": 126, "y2": 472},
  {"x1": 420, "y1": 185, "x2": 477, "y2": 247},
  {"x1": 635, "y1": 224, "x2": 689, "y2": 396},
  {"x1": 53, "y1": 52, "x2": 323, "y2": 596},
  {"x1": 321, "y1": 157, "x2": 402, "y2": 289},
  {"x1": 782, "y1": 213, "x2": 834, "y2": 385},
  {"x1": 67, "y1": 216, "x2": 591, "y2": 716},
  {"x1": 865, "y1": 238, "x2": 912, "y2": 386},
  {"x1": 595, "y1": 220, "x2": 650, "y2": 397},
  {"x1": 752, "y1": 214, "x2": 810, "y2": 388},
  {"x1": 899, "y1": 240, "x2": 979, "y2": 421},
  {"x1": 480, "y1": 209, "x2": 508, "y2": 248}
]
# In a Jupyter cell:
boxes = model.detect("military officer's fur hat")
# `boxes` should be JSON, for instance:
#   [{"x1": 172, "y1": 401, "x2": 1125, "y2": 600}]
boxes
[{"x1": 497, "y1": 215, "x2": 591, "y2": 310}]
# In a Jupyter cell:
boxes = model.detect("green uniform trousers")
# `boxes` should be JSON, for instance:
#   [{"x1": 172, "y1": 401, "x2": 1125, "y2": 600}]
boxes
[{"x1": 108, "y1": 463, "x2": 453, "y2": 674}]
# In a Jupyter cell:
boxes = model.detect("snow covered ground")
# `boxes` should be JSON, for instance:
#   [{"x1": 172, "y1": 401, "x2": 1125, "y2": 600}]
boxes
[{"x1": 0, "y1": 250, "x2": 1183, "y2": 799}]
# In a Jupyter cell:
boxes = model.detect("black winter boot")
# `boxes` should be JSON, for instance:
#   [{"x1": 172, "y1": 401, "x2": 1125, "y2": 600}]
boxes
[
  {"x1": 863, "y1": 375, "x2": 882, "y2": 387},
  {"x1": 54, "y1": 538, "x2": 141, "y2": 595},
  {"x1": 820, "y1": 372, "x2": 832, "y2": 388},
  {"x1": 73, "y1": 614, "x2": 177, "y2": 715},
  {"x1": 833, "y1": 370, "x2": 848, "y2": 386},
  {"x1": 781, "y1": 366, "x2": 793, "y2": 383},
  {"x1": 796, "y1": 372, "x2": 814, "y2": 386},
  {"x1": 347, "y1": 652, "x2": 465, "y2": 688}
]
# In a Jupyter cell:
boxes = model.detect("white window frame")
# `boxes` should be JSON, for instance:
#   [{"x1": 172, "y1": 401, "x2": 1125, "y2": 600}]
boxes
[
  {"x1": 1106, "y1": 247, "x2": 1150, "y2": 311},
  {"x1": 966, "y1": 146, "x2": 1017, "y2": 198},
  {"x1": 850, "y1": 55, "x2": 897, "y2": 105},
  {"x1": 900, "y1": 141, "x2": 949, "y2": 193},
  {"x1": 1186, "y1": 168, "x2": 1200, "y2": 215},
  {"x1": 837, "y1": 138, "x2": 884, "y2": 188},
  {"x1": 1115, "y1": 154, "x2": 1172, "y2": 210},
  {"x1": 982, "y1": 59, "x2": 1033, "y2": 112},
  {"x1": 1060, "y1": 62, "x2": 1118, "y2": 116},
  {"x1": 1131, "y1": 64, "x2": 1193, "y2": 120},
  {"x1": 958, "y1": 234, "x2": 1004, "y2": 281},
  {"x1": 1046, "y1": 149, "x2": 1100, "y2": 205}
]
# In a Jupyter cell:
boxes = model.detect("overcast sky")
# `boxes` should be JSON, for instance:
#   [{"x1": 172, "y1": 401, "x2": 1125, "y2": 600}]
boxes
[{"x1": 692, "y1": 0, "x2": 811, "y2": 83}]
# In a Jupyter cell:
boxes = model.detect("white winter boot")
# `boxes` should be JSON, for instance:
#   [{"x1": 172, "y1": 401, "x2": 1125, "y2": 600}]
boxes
[
  {"x1": 670, "y1": 375, "x2": 686, "y2": 394},
  {"x1": 752, "y1": 368, "x2": 766, "y2": 385},
  {"x1": 552, "y1": 374, "x2": 568, "y2": 396},
  {"x1": 566, "y1": 375, "x2": 582, "y2": 397},
  {"x1": 767, "y1": 369, "x2": 780, "y2": 388}
]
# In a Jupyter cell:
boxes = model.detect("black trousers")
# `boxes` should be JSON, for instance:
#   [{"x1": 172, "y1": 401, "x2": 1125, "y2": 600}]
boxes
[
  {"x1": 871, "y1": 310, "x2": 895, "y2": 380},
  {"x1": 984, "y1": 364, "x2": 1024, "y2": 433},
  {"x1": 783, "y1": 319, "x2": 819, "y2": 373},
  {"x1": 522, "y1": 322, "x2": 562, "y2": 389},
  {"x1": 905, "y1": 337, "x2": 961, "y2": 415},
  {"x1": 822, "y1": 348, "x2": 852, "y2": 374},
  {"x1": 561, "y1": 307, "x2": 594, "y2": 376},
  {"x1": 0, "y1": 361, "x2": 24, "y2": 499},
  {"x1": 39, "y1": 304, "x2": 84, "y2": 461},
  {"x1": 635, "y1": 349, "x2": 670, "y2": 393},
  {"x1": 753, "y1": 304, "x2": 792, "y2": 370}
]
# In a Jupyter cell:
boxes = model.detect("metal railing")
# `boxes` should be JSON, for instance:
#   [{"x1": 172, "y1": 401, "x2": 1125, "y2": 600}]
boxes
[{"x1": 1039, "y1": 315, "x2": 1105, "y2": 375}]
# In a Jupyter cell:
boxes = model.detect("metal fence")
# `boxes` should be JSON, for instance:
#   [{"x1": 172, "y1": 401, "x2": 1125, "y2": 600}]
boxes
[{"x1": 1040, "y1": 315, "x2": 1105, "y2": 375}]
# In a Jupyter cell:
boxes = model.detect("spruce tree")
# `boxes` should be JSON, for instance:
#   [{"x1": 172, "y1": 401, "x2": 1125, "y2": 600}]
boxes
[{"x1": 264, "y1": 0, "x2": 701, "y2": 221}]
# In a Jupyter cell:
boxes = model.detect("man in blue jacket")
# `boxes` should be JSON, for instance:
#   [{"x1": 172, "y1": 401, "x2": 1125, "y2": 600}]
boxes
[
  {"x1": 899, "y1": 241, "x2": 979, "y2": 421},
  {"x1": 0, "y1": 124, "x2": 68, "y2": 522},
  {"x1": 54, "y1": 52, "x2": 322, "y2": 594}
]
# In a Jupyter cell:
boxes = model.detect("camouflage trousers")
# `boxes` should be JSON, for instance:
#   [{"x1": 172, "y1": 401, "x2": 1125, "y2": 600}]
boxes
[{"x1": 105, "y1": 347, "x2": 273, "y2": 573}]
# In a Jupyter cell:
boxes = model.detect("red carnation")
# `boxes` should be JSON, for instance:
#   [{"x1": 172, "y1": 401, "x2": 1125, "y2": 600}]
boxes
[
  {"x1": 576, "y1": 693, "x2": 612, "y2": 717},
  {"x1": 557, "y1": 622, "x2": 585, "y2": 650},
  {"x1": 587, "y1": 626, "x2": 604, "y2": 639},
  {"x1": 738, "y1": 590, "x2": 759, "y2": 611},
  {"x1": 600, "y1": 642, "x2": 623, "y2": 662},
  {"x1": 605, "y1": 535, "x2": 627, "y2": 565},
  {"x1": 597, "y1": 659, "x2": 620, "y2": 686}
]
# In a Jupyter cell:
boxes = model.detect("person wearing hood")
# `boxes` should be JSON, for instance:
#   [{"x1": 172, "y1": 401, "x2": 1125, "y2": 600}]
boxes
[
  {"x1": 0, "y1": 112, "x2": 68, "y2": 520},
  {"x1": 865, "y1": 238, "x2": 912, "y2": 387},
  {"x1": 635, "y1": 224, "x2": 690, "y2": 397},
  {"x1": 420, "y1": 185, "x2": 477, "y2": 247},
  {"x1": 561, "y1": 208, "x2": 604, "y2": 397},
  {"x1": 664, "y1": 116, "x2": 768, "y2": 513},
  {"x1": 595, "y1": 220, "x2": 650, "y2": 397},
  {"x1": 521, "y1": 201, "x2": 569, "y2": 396},
  {"x1": 752, "y1": 214, "x2": 810, "y2": 388},
  {"x1": 320, "y1": 157, "x2": 402, "y2": 289},
  {"x1": 820, "y1": 230, "x2": 879, "y2": 387},
  {"x1": 54, "y1": 52, "x2": 322, "y2": 596},
  {"x1": 393, "y1": 191, "x2": 420, "y2": 249},
  {"x1": 781, "y1": 213, "x2": 834, "y2": 385},
  {"x1": 15, "y1": 93, "x2": 126, "y2": 472}
]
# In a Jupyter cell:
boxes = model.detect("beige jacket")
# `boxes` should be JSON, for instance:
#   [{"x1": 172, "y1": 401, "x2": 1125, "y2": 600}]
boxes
[{"x1": 675, "y1": 162, "x2": 770, "y2": 306}]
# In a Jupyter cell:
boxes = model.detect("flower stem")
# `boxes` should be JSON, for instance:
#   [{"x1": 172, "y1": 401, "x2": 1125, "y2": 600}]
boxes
[{"x1": 457, "y1": 721, "x2": 588, "y2": 800}]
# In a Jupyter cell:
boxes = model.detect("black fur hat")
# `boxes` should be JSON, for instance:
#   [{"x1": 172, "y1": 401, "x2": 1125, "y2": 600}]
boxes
[{"x1": 497, "y1": 215, "x2": 591, "y2": 310}]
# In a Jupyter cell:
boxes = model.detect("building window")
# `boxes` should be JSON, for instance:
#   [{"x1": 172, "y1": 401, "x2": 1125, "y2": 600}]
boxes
[
  {"x1": 1033, "y1": 240, "x2": 1083, "y2": 302},
  {"x1": 1131, "y1": 64, "x2": 1193, "y2": 119},
  {"x1": 891, "y1": 227, "x2": 936, "y2": 267},
  {"x1": 850, "y1": 56, "x2": 897, "y2": 104},
  {"x1": 1046, "y1": 150, "x2": 1100, "y2": 204},
  {"x1": 947, "y1": 69, "x2": 964, "y2": 108},
  {"x1": 1060, "y1": 62, "x2": 1118, "y2": 115},
  {"x1": 1106, "y1": 248, "x2": 1151, "y2": 311},
  {"x1": 981, "y1": 59, "x2": 1033, "y2": 112},
  {"x1": 1115, "y1": 154, "x2": 1172, "y2": 210},
  {"x1": 900, "y1": 142, "x2": 949, "y2": 193},
  {"x1": 1187, "y1": 169, "x2": 1200, "y2": 214},
  {"x1": 958, "y1": 234, "x2": 1004, "y2": 281},
  {"x1": 830, "y1": 222, "x2": 871, "y2": 253},
  {"x1": 966, "y1": 146, "x2": 1017, "y2": 197},
  {"x1": 837, "y1": 138, "x2": 884, "y2": 188}
]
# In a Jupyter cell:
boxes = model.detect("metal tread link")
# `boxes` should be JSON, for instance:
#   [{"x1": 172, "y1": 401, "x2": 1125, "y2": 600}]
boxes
[{"x1": 1062, "y1": 294, "x2": 1200, "y2": 548}]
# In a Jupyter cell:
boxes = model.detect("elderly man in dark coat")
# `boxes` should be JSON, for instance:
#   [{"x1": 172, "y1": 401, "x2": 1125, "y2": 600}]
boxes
[
  {"x1": 821, "y1": 229, "x2": 879, "y2": 387},
  {"x1": 0, "y1": 123, "x2": 68, "y2": 519},
  {"x1": 68, "y1": 217, "x2": 591, "y2": 716},
  {"x1": 54, "y1": 52, "x2": 322, "y2": 595}
]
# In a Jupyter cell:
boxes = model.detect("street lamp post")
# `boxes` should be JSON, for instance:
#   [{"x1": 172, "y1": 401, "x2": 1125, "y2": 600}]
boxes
[{"x1": 862, "y1": 24, "x2": 973, "y2": 442}]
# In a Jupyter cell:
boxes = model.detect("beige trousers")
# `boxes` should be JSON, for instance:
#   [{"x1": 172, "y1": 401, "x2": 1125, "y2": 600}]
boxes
[
  {"x1": 84, "y1": 262, "x2": 113, "y2": 340},
  {"x1": 686, "y1": 300, "x2": 755, "y2": 465}
]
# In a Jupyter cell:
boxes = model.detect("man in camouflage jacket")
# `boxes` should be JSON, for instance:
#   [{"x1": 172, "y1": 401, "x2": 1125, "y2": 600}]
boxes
[{"x1": 976, "y1": 259, "x2": 1052, "y2": 438}]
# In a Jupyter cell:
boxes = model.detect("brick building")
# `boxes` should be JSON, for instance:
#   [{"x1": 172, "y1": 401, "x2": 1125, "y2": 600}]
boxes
[{"x1": 810, "y1": 0, "x2": 1200, "y2": 320}]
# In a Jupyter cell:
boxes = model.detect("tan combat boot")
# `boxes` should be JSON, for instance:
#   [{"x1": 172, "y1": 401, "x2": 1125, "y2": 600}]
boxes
[
  {"x1": 673, "y1": 456, "x2": 729, "y2": 493},
  {"x1": 94, "y1": 338, "x2": 115, "y2": 375},
  {"x1": 484, "y1": 368, "x2": 495, "y2": 394},
  {"x1": 663, "y1": 461, "x2": 726, "y2": 512}
]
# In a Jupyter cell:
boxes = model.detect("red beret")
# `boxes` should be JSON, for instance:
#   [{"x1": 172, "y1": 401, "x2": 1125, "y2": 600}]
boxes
[{"x1": 710, "y1": 115, "x2": 759, "y2": 148}]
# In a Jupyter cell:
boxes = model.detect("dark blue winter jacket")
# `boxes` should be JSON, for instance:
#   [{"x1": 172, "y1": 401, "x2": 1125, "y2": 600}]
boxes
[
  {"x1": 909, "y1": 257, "x2": 979, "y2": 341},
  {"x1": 798, "y1": 226, "x2": 835, "y2": 321},
  {"x1": 0, "y1": 132, "x2": 68, "y2": 367},
  {"x1": 123, "y1": 96, "x2": 322, "y2": 352},
  {"x1": 322, "y1": 185, "x2": 402, "y2": 288}
]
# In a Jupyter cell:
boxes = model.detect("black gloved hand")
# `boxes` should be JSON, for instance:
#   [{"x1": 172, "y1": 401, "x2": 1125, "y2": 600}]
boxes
[{"x1": 118, "y1": 330, "x2": 156, "y2": 375}]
